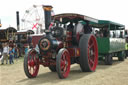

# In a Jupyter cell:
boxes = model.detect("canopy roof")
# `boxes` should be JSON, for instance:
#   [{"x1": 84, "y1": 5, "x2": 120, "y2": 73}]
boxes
[
  {"x1": 90, "y1": 20, "x2": 125, "y2": 30},
  {"x1": 52, "y1": 13, "x2": 98, "y2": 24}
]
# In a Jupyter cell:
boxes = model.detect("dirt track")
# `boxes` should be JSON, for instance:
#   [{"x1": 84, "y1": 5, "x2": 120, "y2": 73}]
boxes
[{"x1": 0, "y1": 57, "x2": 128, "y2": 85}]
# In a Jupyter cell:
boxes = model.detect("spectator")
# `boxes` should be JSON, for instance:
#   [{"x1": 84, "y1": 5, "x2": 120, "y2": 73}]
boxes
[
  {"x1": 25, "y1": 45, "x2": 29, "y2": 55},
  {"x1": 9, "y1": 47, "x2": 14, "y2": 64},
  {"x1": 119, "y1": 31, "x2": 123, "y2": 38},
  {"x1": 103, "y1": 27, "x2": 109, "y2": 37},
  {"x1": 13, "y1": 45, "x2": 18, "y2": 60},
  {"x1": 99, "y1": 30, "x2": 103, "y2": 37},
  {"x1": 9, "y1": 40, "x2": 13, "y2": 48},
  {"x1": 0, "y1": 42, "x2": 3, "y2": 54},
  {"x1": 0, "y1": 51, "x2": 3, "y2": 61},
  {"x1": 18, "y1": 43, "x2": 23, "y2": 57},
  {"x1": 0, "y1": 43, "x2": 3, "y2": 61},
  {"x1": 95, "y1": 30, "x2": 99, "y2": 37},
  {"x1": 1, "y1": 43, "x2": 9, "y2": 65},
  {"x1": 17, "y1": 43, "x2": 21, "y2": 57},
  {"x1": 113, "y1": 32, "x2": 116, "y2": 38},
  {"x1": 28, "y1": 36, "x2": 32, "y2": 46},
  {"x1": 29, "y1": 43, "x2": 33, "y2": 49}
]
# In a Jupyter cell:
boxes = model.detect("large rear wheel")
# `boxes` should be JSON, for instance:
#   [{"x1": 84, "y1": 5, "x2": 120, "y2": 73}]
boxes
[
  {"x1": 24, "y1": 49, "x2": 39, "y2": 78},
  {"x1": 56, "y1": 48, "x2": 71, "y2": 79},
  {"x1": 79, "y1": 34, "x2": 98, "y2": 72}
]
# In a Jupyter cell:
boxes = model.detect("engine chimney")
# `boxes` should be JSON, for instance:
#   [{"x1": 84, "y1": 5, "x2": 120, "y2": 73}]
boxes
[
  {"x1": 43, "y1": 5, "x2": 53, "y2": 30},
  {"x1": 16, "y1": 11, "x2": 20, "y2": 31}
]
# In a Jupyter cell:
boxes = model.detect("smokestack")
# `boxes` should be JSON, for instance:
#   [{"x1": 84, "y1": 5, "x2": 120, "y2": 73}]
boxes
[
  {"x1": 43, "y1": 5, "x2": 53, "y2": 30},
  {"x1": 16, "y1": 11, "x2": 20, "y2": 31}
]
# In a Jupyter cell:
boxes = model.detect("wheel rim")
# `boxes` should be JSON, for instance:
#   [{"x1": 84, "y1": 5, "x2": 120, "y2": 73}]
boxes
[
  {"x1": 27, "y1": 50, "x2": 39, "y2": 77},
  {"x1": 60, "y1": 50, "x2": 70, "y2": 78},
  {"x1": 87, "y1": 35, "x2": 98, "y2": 71}
]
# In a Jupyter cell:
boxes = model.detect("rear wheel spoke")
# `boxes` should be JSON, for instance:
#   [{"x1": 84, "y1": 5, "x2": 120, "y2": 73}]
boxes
[
  {"x1": 90, "y1": 58, "x2": 94, "y2": 65},
  {"x1": 89, "y1": 42, "x2": 94, "y2": 49}
]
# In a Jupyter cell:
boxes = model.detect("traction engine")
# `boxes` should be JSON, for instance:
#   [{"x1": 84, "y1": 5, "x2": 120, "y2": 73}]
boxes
[{"x1": 24, "y1": 5, "x2": 98, "y2": 79}]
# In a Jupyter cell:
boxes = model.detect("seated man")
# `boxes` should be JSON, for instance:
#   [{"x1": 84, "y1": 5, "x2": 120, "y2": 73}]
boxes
[
  {"x1": 119, "y1": 31, "x2": 123, "y2": 38},
  {"x1": 113, "y1": 32, "x2": 116, "y2": 38},
  {"x1": 83, "y1": 21, "x2": 92, "y2": 34},
  {"x1": 103, "y1": 27, "x2": 109, "y2": 37}
]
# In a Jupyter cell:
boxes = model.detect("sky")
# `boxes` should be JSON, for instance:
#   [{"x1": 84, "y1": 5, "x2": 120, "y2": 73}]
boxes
[{"x1": 0, "y1": 0, "x2": 128, "y2": 29}]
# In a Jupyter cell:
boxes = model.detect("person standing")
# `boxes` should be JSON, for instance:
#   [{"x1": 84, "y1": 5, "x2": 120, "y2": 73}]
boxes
[
  {"x1": 13, "y1": 45, "x2": 18, "y2": 61},
  {"x1": 0, "y1": 42, "x2": 3, "y2": 61},
  {"x1": 9, "y1": 47, "x2": 14, "y2": 64},
  {"x1": 0, "y1": 42, "x2": 3, "y2": 52},
  {"x1": 1, "y1": 43, "x2": 9, "y2": 65},
  {"x1": 29, "y1": 43, "x2": 33, "y2": 49},
  {"x1": 24, "y1": 45, "x2": 29, "y2": 55},
  {"x1": 119, "y1": 31, "x2": 123, "y2": 38},
  {"x1": 28, "y1": 36, "x2": 32, "y2": 46}
]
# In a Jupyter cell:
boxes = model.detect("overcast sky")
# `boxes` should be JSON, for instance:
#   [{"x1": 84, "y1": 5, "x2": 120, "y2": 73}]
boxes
[{"x1": 0, "y1": 0, "x2": 128, "y2": 29}]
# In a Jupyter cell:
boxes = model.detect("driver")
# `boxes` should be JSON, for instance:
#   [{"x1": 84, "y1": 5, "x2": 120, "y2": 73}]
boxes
[
  {"x1": 67, "y1": 22, "x2": 74, "y2": 32},
  {"x1": 84, "y1": 21, "x2": 92, "y2": 34}
]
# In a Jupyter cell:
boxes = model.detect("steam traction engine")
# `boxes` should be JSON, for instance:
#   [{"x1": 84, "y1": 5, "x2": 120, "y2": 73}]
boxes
[{"x1": 24, "y1": 5, "x2": 98, "y2": 79}]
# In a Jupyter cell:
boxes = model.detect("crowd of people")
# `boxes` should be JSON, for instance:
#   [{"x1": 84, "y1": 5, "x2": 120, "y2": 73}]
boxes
[
  {"x1": 0, "y1": 43, "x2": 19, "y2": 65},
  {"x1": 95, "y1": 28, "x2": 124, "y2": 38},
  {"x1": 0, "y1": 42, "x2": 30, "y2": 65}
]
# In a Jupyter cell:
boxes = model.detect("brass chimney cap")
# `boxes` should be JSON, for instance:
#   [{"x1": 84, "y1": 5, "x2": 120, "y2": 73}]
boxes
[{"x1": 43, "y1": 5, "x2": 53, "y2": 11}]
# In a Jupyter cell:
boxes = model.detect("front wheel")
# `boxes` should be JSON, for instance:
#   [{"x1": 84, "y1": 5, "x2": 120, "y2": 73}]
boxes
[
  {"x1": 56, "y1": 48, "x2": 71, "y2": 79},
  {"x1": 105, "y1": 54, "x2": 113, "y2": 65},
  {"x1": 24, "y1": 49, "x2": 39, "y2": 78},
  {"x1": 118, "y1": 51, "x2": 125, "y2": 61}
]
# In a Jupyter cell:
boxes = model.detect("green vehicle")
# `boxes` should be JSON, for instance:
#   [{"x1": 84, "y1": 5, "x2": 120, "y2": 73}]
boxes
[
  {"x1": 91, "y1": 20, "x2": 126, "y2": 65},
  {"x1": 125, "y1": 30, "x2": 128, "y2": 57}
]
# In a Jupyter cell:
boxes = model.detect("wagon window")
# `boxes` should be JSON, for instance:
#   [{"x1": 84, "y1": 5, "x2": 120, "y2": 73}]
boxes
[
  {"x1": 110, "y1": 30, "x2": 116, "y2": 38},
  {"x1": 119, "y1": 31, "x2": 124, "y2": 38},
  {"x1": 125, "y1": 30, "x2": 128, "y2": 35},
  {"x1": 102, "y1": 27, "x2": 109, "y2": 37},
  {"x1": 112, "y1": 30, "x2": 124, "y2": 38}
]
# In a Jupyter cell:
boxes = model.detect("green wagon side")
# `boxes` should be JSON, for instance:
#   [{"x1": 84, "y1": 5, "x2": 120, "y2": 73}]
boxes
[
  {"x1": 90, "y1": 20, "x2": 126, "y2": 65},
  {"x1": 97, "y1": 38, "x2": 125, "y2": 54}
]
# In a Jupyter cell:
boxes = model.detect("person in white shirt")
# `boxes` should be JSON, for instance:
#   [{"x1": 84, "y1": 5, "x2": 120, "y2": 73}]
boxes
[{"x1": 1, "y1": 43, "x2": 9, "y2": 65}]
